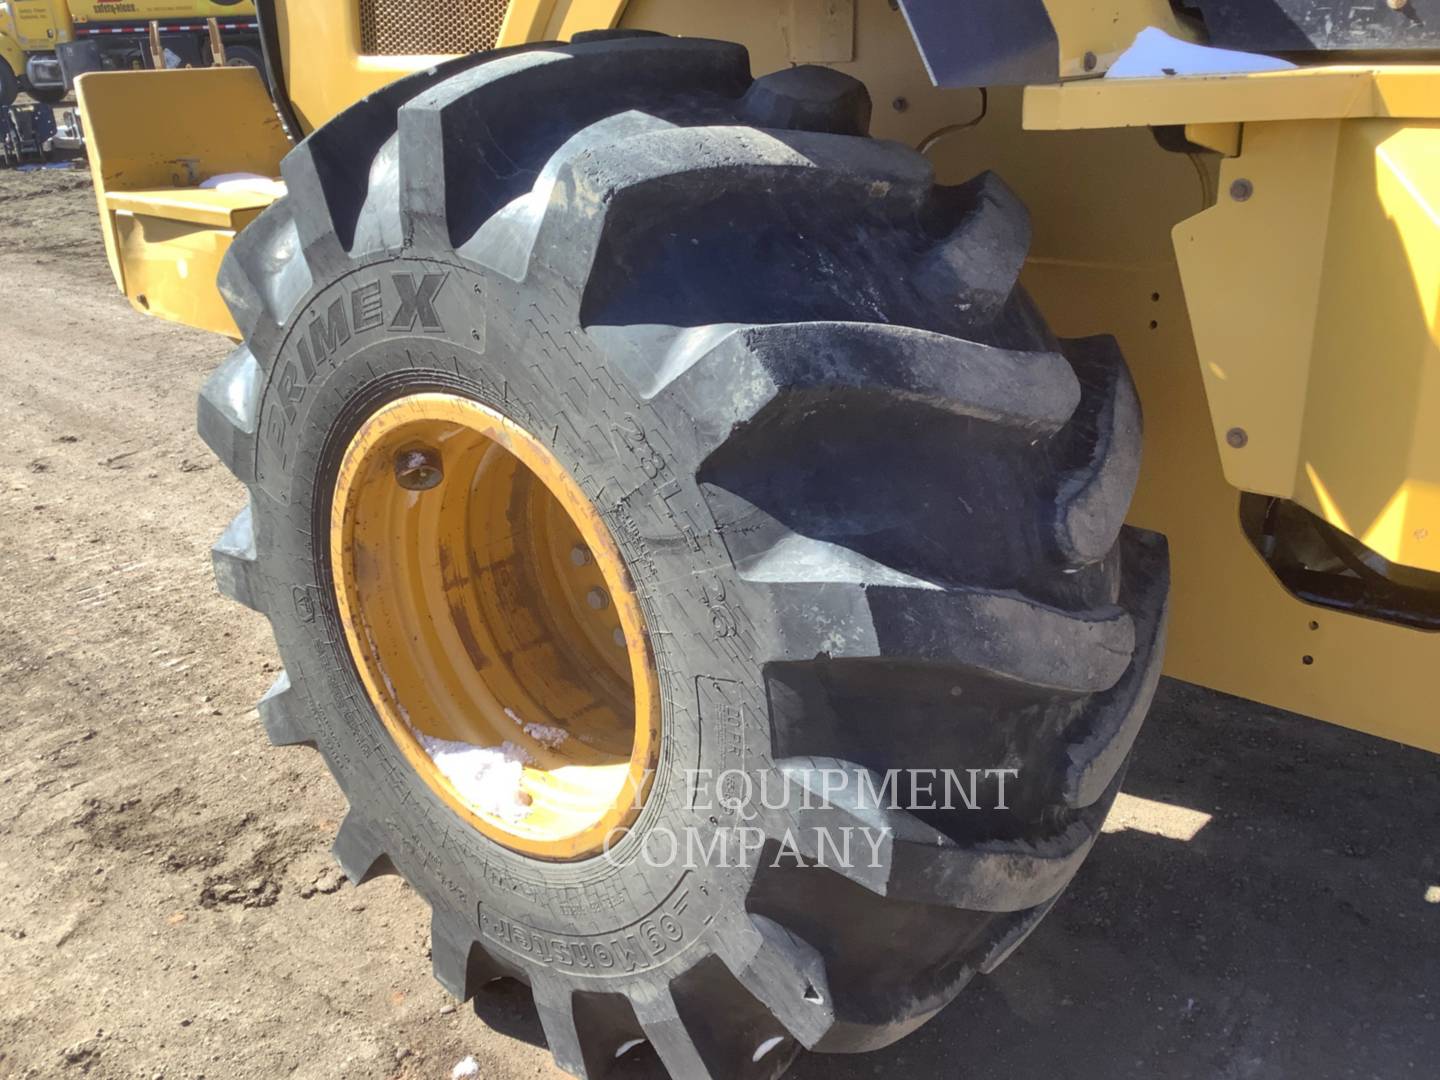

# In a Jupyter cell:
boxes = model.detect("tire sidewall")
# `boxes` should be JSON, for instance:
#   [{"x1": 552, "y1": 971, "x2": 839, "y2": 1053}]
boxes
[{"x1": 253, "y1": 251, "x2": 775, "y2": 988}]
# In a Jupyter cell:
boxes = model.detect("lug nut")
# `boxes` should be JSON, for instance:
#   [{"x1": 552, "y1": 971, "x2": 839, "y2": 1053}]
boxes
[
  {"x1": 394, "y1": 446, "x2": 443, "y2": 491},
  {"x1": 587, "y1": 588, "x2": 609, "y2": 611},
  {"x1": 570, "y1": 545, "x2": 592, "y2": 567}
]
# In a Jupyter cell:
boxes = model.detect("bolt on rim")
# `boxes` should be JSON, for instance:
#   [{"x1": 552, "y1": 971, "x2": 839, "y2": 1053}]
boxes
[{"x1": 329, "y1": 393, "x2": 660, "y2": 860}]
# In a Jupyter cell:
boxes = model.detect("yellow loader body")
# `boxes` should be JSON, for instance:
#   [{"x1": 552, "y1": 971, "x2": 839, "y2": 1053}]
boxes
[{"x1": 76, "y1": 0, "x2": 1440, "y2": 753}]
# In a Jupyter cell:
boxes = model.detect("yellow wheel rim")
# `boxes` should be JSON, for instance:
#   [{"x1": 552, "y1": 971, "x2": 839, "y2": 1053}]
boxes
[{"x1": 330, "y1": 393, "x2": 659, "y2": 860}]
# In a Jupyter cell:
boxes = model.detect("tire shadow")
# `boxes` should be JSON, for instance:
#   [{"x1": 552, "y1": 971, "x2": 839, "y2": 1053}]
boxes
[{"x1": 792, "y1": 677, "x2": 1440, "y2": 1079}]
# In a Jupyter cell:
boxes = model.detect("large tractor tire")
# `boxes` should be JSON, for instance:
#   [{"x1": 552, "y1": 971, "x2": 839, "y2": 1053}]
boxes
[
  {"x1": 0, "y1": 61, "x2": 18, "y2": 108},
  {"x1": 201, "y1": 33, "x2": 1169, "y2": 1079}
]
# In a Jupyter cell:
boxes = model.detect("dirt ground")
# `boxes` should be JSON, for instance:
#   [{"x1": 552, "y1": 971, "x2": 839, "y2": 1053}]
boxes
[{"x1": 1, "y1": 166, "x2": 1436, "y2": 1080}]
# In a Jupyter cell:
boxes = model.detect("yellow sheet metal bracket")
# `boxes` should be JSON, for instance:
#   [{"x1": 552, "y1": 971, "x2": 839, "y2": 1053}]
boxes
[
  {"x1": 1026, "y1": 66, "x2": 1440, "y2": 575},
  {"x1": 76, "y1": 66, "x2": 293, "y2": 340}
]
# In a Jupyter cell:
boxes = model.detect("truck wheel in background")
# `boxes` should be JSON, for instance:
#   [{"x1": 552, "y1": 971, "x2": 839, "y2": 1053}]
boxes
[
  {"x1": 219, "y1": 43, "x2": 263, "y2": 69},
  {"x1": 207, "y1": 42, "x2": 267, "y2": 87},
  {"x1": 23, "y1": 82, "x2": 67, "y2": 105},
  {"x1": 0, "y1": 62, "x2": 17, "y2": 108},
  {"x1": 201, "y1": 43, "x2": 269, "y2": 91},
  {"x1": 200, "y1": 33, "x2": 1170, "y2": 1078}
]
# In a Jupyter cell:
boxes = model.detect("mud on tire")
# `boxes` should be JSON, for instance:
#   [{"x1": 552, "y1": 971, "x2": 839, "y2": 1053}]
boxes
[{"x1": 200, "y1": 33, "x2": 1169, "y2": 1079}]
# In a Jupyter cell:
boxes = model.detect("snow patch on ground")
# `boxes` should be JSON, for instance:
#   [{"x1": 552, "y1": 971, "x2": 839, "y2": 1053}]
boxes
[
  {"x1": 1107, "y1": 27, "x2": 1295, "y2": 78},
  {"x1": 419, "y1": 735, "x2": 533, "y2": 822},
  {"x1": 450, "y1": 1056, "x2": 480, "y2": 1078}
]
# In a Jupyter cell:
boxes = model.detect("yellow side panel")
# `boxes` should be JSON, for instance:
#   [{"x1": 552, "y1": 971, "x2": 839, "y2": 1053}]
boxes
[
  {"x1": 1174, "y1": 120, "x2": 1337, "y2": 499},
  {"x1": 113, "y1": 212, "x2": 263, "y2": 335},
  {"x1": 76, "y1": 66, "x2": 291, "y2": 337},
  {"x1": 7, "y1": 0, "x2": 70, "y2": 48},
  {"x1": 1297, "y1": 123, "x2": 1440, "y2": 572},
  {"x1": 1177, "y1": 120, "x2": 1440, "y2": 573}
]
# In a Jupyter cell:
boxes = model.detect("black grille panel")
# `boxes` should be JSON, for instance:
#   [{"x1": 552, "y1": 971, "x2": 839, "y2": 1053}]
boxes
[{"x1": 359, "y1": 0, "x2": 510, "y2": 56}]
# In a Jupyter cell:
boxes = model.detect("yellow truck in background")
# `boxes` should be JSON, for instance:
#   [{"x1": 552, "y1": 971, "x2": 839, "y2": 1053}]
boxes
[{"x1": 0, "y1": 0, "x2": 260, "y2": 105}]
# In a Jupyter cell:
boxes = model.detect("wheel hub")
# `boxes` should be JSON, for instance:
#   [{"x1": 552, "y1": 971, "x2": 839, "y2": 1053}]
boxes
[{"x1": 330, "y1": 393, "x2": 659, "y2": 859}]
